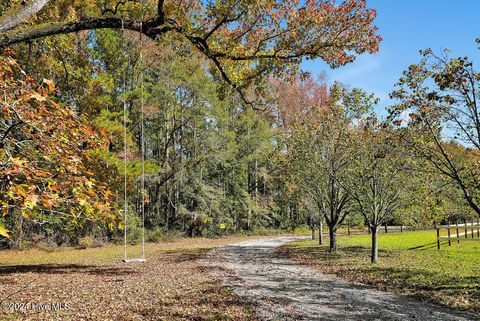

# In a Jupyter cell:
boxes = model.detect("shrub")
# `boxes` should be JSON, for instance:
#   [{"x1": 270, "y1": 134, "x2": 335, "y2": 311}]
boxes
[
  {"x1": 146, "y1": 227, "x2": 165, "y2": 242},
  {"x1": 77, "y1": 236, "x2": 103, "y2": 249}
]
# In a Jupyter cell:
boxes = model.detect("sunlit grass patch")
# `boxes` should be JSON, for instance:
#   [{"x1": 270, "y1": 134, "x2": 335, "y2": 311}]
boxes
[{"x1": 283, "y1": 230, "x2": 480, "y2": 313}]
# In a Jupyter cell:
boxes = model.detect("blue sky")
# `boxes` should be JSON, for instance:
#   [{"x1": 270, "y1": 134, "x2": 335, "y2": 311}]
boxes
[{"x1": 301, "y1": 0, "x2": 480, "y2": 115}]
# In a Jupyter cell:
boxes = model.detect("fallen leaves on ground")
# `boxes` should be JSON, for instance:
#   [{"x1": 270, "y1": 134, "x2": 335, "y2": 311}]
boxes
[{"x1": 0, "y1": 238, "x2": 257, "y2": 320}]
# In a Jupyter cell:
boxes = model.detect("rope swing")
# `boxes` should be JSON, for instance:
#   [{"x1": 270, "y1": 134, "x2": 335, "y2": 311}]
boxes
[{"x1": 122, "y1": 20, "x2": 146, "y2": 263}]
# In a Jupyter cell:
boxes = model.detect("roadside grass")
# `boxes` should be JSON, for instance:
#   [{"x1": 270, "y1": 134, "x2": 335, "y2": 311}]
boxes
[
  {"x1": 281, "y1": 230, "x2": 480, "y2": 313},
  {"x1": 0, "y1": 236, "x2": 251, "y2": 266},
  {"x1": 0, "y1": 236, "x2": 260, "y2": 320}
]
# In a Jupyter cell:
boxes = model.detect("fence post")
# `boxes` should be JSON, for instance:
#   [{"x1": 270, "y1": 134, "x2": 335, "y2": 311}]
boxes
[
  {"x1": 464, "y1": 220, "x2": 468, "y2": 239},
  {"x1": 477, "y1": 218, "x2": 479, "y2": 238},
  {"x1": 456, "y1": 221, "x2": 460, "y2": 243},
  {"x1": 471, "y1": 220, "x2": 474, "y2": 238},
  {"x1": 447, "y1": 220, "x2": 451, "y2": 246},
  {"x1": 436, "y1": 228, "x2": 440, "y2": 250}
]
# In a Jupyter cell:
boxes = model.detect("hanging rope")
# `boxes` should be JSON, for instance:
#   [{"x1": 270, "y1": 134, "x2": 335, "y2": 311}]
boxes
[
  {"x1": 122, "y1": 17, "x2": 146, "y2": 263},
  {"x1": 122, "y1": 18, "x2": 128, "y2": 262},
  {"x1": 140, "y1": 21, "x2": 145, "y2": 260}
]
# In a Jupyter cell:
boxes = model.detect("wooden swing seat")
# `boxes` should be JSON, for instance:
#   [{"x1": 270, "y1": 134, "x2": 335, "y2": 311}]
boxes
[{"x1": 123, "y1": 258, "x2": 146, "y2": 263}]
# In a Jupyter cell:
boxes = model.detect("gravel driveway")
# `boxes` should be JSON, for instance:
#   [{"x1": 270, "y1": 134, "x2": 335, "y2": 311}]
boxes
[{"x1": 203, "y1": 236, "x2": 478, "y2": 321}]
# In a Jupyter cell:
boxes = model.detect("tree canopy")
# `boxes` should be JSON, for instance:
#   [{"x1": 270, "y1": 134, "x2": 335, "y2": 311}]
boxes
[{"x1": 0, "y1": 0, "x2": 381, "y2": 103}]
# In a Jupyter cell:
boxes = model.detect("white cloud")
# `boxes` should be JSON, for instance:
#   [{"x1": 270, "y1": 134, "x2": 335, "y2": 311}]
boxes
[
  {"x1": 332, "y1": 54, "x2": 381, "y2": 83},
  {"x1": 398, "y1": 109, "x2": 412, "y2": 125}
]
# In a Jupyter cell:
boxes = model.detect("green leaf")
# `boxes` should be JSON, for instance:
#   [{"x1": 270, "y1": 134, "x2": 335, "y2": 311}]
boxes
[{"x1": 0, "y1": 225, "x2": 11, "y2": 239}]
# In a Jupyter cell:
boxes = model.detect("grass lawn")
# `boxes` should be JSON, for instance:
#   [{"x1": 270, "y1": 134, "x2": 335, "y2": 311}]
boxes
[
  {"x1": 0, "y1": 236, "x2": 260, "y2": 320},
  {"x1": 281, "y1": 230, "x2": 480, "y2": 313}
]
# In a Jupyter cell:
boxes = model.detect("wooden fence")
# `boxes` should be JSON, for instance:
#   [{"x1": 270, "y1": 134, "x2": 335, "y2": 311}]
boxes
[{"x1": 436, "y1": 219, "x2": 480, "y2": 250}]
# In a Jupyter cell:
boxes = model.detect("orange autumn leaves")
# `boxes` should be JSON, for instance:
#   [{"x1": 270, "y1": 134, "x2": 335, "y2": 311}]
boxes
[
  {"x1": 161, "y1": 0, "x2": 381, "y2": 89},
  {"x1": 0, "y1": 51, "x2": 118, "y2": 238}
]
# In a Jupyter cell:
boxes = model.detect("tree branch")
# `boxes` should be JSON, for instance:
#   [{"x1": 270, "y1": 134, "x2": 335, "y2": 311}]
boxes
[
  {"x1": 0, "y1": 0, "x2": 50, "y2": 32},
  {"x1": 158, "y1": 0, "x2": 164, "y2": 24},
  {"x1": 0, "y1": 17, "x2": 169, "y2": 47},
  {"x1": 0, "y1": 121, "x2": 24, "y2": 145},
  {"x1": 102, "y1": 0, "x2": 139, "y2": 16}
]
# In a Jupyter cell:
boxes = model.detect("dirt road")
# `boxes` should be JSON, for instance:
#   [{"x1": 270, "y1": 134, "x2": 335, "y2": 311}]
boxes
[{"x1": 203, "y1": 236, "x2": 477, "y2": 321}]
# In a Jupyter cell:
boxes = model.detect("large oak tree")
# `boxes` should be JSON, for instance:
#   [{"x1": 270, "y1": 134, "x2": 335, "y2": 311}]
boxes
[{"x1": 0, "y1": 0, "x2": 381, "y2": 101}]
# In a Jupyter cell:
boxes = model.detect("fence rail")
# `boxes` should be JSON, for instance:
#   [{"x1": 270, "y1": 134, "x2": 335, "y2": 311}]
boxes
[{"x1": 436, "y1": 220, "x2": 480, "y2": 250}]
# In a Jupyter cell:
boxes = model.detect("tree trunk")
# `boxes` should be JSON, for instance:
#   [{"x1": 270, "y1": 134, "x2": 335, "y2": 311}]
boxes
[
  {"x1": 309, "y1": 211, "x2": 315, "y2": 239},
  {"x1": 164, "y1": 194, "x2": 169, "y2": 231},
  {"x1": 328, "y1": 227, "x2": 337, "y2": 252},
  {"x1": 187, "y1": 220, "x2": 195, "y2": 238},
  {"x1": 371, "y1": 226, "x2": 379, "y2": 263},
  {"x1": 319, "y1": 222, "x2": 323, "y2": 245}
]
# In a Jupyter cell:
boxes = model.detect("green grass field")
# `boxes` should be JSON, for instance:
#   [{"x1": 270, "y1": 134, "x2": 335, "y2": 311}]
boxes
[{"x1": 283, "y1": 230, "x2": 480, "y2": 313}]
